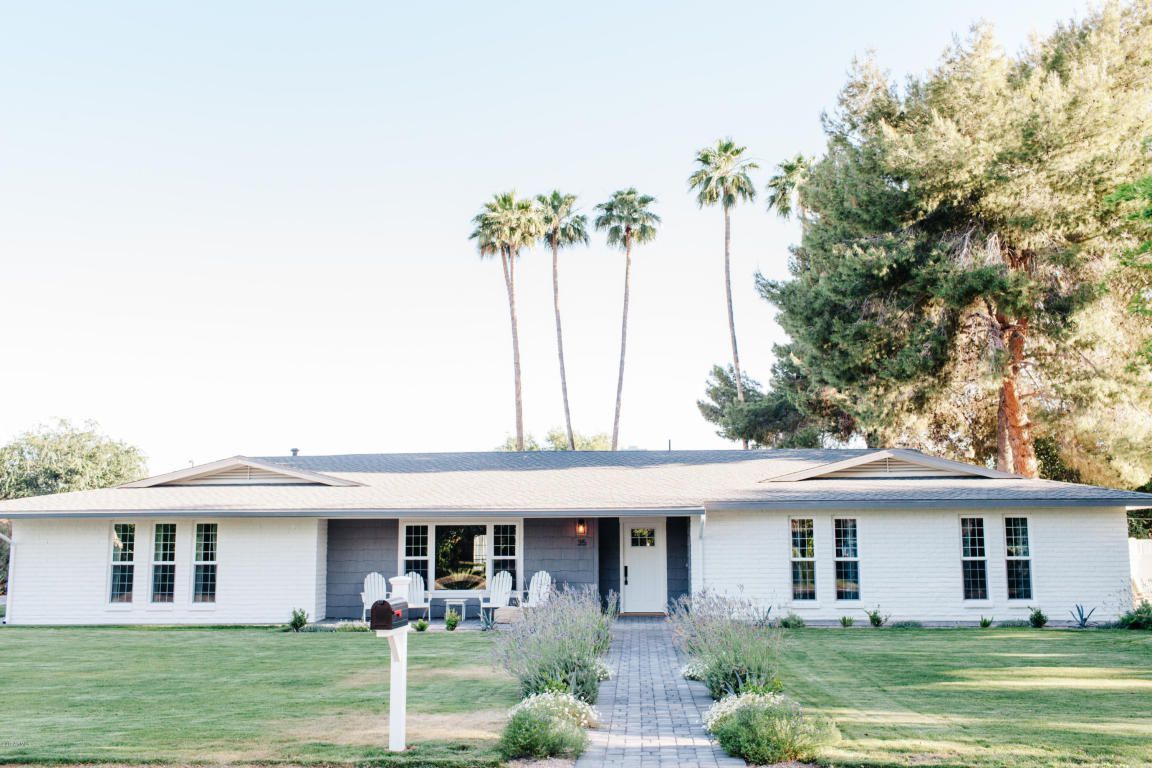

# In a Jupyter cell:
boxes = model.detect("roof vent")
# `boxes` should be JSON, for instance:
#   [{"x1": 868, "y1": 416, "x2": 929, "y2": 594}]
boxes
[{"x1": 291, "y1": 448, "x2": 299, "y2": 457}]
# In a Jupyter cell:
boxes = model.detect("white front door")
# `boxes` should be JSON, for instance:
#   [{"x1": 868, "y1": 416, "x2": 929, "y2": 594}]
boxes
[{"x1": 620, "y1": 517, "x2": 668, "y2": 614}]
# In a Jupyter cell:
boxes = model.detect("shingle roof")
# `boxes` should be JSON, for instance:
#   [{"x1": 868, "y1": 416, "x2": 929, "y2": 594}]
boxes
[{"x1": 1, "y1": 448, "x2": 1149, "y2": 517}]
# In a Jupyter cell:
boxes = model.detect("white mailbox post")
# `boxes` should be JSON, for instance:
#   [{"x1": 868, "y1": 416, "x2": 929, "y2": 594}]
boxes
[{"x1": 376, "y1": 575, "x2": 412, "y2": 752}]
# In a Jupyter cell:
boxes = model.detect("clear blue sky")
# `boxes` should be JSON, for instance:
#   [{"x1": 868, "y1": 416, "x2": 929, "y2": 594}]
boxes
[{"x1": 0, "y1": 1, "x2": 1087, "y2": 473}]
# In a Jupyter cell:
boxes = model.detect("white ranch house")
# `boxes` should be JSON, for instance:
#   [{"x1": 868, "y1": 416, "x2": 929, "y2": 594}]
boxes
[{"x1": 2, "y1": 448, "x2": 1149, "y2": 625}]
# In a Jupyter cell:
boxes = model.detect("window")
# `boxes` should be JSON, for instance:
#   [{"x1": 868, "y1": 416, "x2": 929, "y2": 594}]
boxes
[
  {"x1": 961, "y1": 517, "x2": 987, "y2": 600},
  {"x1": 151, "y1": 523, "x2": 176, "y2": 603},
  {"x1": 790, "y1": 519, "x2": 815, "y2": 600},
  {"x1": 401, "y1": 522, "x2": 521, "y2": 592},
  {"x1": 630, "y1": 528, "x2": 656, "y2": 547},
  {"x1": 1005, "y1": 517, "x2": 1032, "y2": 600},
  {"x1": 110, "y1": 523, "x2": 135, "y2": 603},
  {"x1": 834, "y1": 518, "x2": 860, "y2": 600},
  {"x1": 193, "y1": 523, "x2": 218, "y2": 603}
]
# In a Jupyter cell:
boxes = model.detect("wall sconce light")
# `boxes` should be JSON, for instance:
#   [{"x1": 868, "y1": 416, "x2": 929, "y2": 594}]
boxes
[{"x1": 575, "y1": 519, "x2": 588, "y2": 538}]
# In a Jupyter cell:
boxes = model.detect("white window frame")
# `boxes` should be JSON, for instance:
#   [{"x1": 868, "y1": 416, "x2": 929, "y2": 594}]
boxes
[
  {"x1": 107, "y1": 521, "x2": 137, "y2": 608},
  {"x1": 789, "y1": 517, "x2": 816, "y2": 602},
  {"x1": 1003, "y1": 514, "x2": 1034, "y2": 602},
  {"x1": 150, "y1": 522, "x2": 178, "y2": 605},
  {"x1": 397, "y1": 519, "x2": 523, "y2": 597},
  {"x1": 833, "y1": 518, "x2": 861, "y2": 601},
  {"x1": 959, "y1": 516, "x2": 990, "y2": 603},
  {"x1": 190, "y1": 521, "x2": 219, "y2": 607}
]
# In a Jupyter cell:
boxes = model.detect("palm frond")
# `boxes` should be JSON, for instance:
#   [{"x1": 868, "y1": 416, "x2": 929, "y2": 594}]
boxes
[{"x1": 688, "y1": 138, "x2": 760, "y2": 209}]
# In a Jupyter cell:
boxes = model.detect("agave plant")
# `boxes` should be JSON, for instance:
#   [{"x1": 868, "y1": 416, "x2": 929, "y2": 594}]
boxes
[{"x1": 1069, "y1": 604, "x2": 1096, "y2": 629}]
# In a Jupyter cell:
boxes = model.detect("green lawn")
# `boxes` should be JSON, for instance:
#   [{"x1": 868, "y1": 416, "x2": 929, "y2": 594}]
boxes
[
  {"x1": 777, "y1": 628, "x2": 1152, "y2": 768},
  {"x1": 0, "y1": 626, "x2": 517, "y2": 766}
]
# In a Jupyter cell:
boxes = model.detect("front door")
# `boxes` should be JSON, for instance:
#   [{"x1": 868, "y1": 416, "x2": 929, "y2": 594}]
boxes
[{"x1": 620, "y1": 517, "x2": 668, "y2": 614}]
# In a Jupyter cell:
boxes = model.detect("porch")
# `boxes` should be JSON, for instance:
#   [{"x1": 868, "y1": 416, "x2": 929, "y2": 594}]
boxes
[{"x1": 322, "y1": 516, "x2": 692, "y2": 620}]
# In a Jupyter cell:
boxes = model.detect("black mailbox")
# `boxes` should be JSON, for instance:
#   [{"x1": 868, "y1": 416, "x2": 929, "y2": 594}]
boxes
[{"x1": 370, "y1": 599, "x2": 409, "y2": 630}]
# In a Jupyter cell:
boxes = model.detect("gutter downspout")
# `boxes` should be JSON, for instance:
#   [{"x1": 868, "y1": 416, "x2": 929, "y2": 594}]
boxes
[{"x1": 0, "y1": 527, "x2": 10, "y2": 624}]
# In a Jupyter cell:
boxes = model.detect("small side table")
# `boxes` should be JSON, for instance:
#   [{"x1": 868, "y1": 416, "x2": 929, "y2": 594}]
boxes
[{"x1": 443, "y1": 598, "x2": 468, "y2": 624}]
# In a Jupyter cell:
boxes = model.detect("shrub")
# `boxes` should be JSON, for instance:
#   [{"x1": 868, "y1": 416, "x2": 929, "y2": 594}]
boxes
[
  {"x1": 889, "y1": 620, "x2": 923, "y2": 629},
  {"x1": 681, "y1": 659, "x2": 706, "y2": 681},
  {"x1": 865, "y1": 607, "x2": 889, "y2": 627},
  {"x1": 668, "y1": 590, "x2": 772, "y2": 658},
  {"x1": 979, "y1": 616, "x2": 994, "y2": 628},
  {"x1": 494, "y1": 587, "x2": 617, "y2": 703},
  {"x1": 668, "y1": 591, "x2": 781, "y2": 699},
  {"x1": 445, "y1": 608, "x2": 460, "y2": 631},
  {"x1": 594, "y1": 659, "x2": 611, "y2": 681},
  {"x1": 1070, "y1": 604, "x2": 1096, "y2": 629},
  {"x1": 413, "y1": 617, "x2": 429, "y2": 632},
  {"x1": 778, "y1": 613, "x2": 806, "y2": 629},
  {"x1": 1028, "y1": 607, "x2": 1048, "y2": 628},
  {"x1": 839, "y1": 616, "x2": 854, "y2": 628},
  {"x1": 511, "y1": 692, "x2": 599, "y2": 728},
  {"x1": 289, "y1": 608, "x2": 308, "y2": 632},
  {"x1": 1117, "y1": 601, "x2": 1152, "y2": 630},
  {"x1": 704, "y1": 693, "x2": 838, "y2": 764},
  {"x1": 498, "y1": 708, "x2": 586, "y2": 760}
]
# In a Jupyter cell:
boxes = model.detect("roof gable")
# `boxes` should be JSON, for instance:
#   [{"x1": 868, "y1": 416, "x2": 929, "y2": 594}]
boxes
[
  {"x1": 762, "y1": 449, "x2": 1018, "y2": 482},
  {"x1": 121, "y1": 456, "x2": 361, "y2": 488}
]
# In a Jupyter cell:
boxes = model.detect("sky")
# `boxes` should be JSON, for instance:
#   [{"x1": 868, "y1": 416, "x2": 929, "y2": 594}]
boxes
[{"x1": 0, "y1": 0, "x2": 1089, "y2": 474}]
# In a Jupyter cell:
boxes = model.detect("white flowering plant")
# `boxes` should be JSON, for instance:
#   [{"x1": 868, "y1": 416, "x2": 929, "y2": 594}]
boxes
[
  {"x1": 702, "y1": 691, "x2": 787, "y2": 733},
  {"x1": 510, "y1": 691, "x2": 601, "y2": 729},
  {"x1": 681, "y1": 659, "x2": 706, "y2": 681}
]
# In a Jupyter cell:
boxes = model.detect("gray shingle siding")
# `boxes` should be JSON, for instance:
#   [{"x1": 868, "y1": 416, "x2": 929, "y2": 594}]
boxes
[
  {"x1": 666, "y1": 516, "x2": 690, "y2": 603},
  {"x1": 325, "y1": 519, "x2": 398, "y2": 619},
  {"x1": 524, "y1": 517, "x2": 598, "y2": 591}
]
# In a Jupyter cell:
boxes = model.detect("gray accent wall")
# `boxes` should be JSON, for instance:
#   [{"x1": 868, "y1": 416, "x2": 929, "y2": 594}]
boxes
[
  {"x1": 598, "y1": 518, "x2": 620, "y2": 601},
  {"x1": 325, "y1": 519, "x2": 398, "y2": 619},
  {"x1": 666, "y1": 516, "x2": 691, "y2": 603},
  {"x1": 524, "y1": 517, "x2": 598, "y2": 591}
]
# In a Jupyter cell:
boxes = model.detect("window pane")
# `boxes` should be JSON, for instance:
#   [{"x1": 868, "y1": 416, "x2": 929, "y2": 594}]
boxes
[
  {"x1": 962, "y1": 559, "x2": 988, "y2": 600},
  {"x1": 494, "y1": 524, "x2": 517, "y2": 557},
  {"x1": 110, "y1": 564, "x2": 134, "y2": 602},
  {"x1": 791, "y1": 560, "x2": 816, "y2": 600},
  {"x1": 1007, "y1": 559, "x2": 1032, "y2": 600},
  {"x1": 791, "y1": 519, "x2": 814, "y2": 559},
  {"x1": 153, "y1": 523, "x2": 176, "y2": 562},
  {"x1": 403, "y1": 559, "x2": 429, "y2": 588},
  {"x1": 112, "y1": 523, "x2": 135, "y2": 563},
  {"x1": 835, "y1": 560, "x2": 860, "y2": 600},
  {"x1": 493, "y1": 558, "x2": 517, "y2": 591},
  {"x1": 151, "y1": 563, "x2": 175, "y2": 603},
  {"x1": 194, "y1": 564, "x2": 217, "y2": 602},
  {"x1": 434, "y1": 525, "x2": 488, "y2": 590},
  {"x1": 195, "y1": 524, "x2": 218, "y2": 562},
  {"x1": 961, "y1": 518, "x2": 985, "y2": 558},
  {"x1": 1005, "y1": 517, "x2": 1030, "y2": 557},
  {"x1": 630, "y1": 528, "x2": 656, "y2": 547},
  {"x1": 405, "y1": 525, "x2": 428, "y2": 557},
  {"x1": 834, "y1": 519, "x2": 858, "y2": 558}
]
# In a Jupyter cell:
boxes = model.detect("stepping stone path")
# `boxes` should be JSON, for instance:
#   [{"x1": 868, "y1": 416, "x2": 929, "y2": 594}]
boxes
[{"x1": 576, "y1": 617, "x2": 745, "y2": 768}]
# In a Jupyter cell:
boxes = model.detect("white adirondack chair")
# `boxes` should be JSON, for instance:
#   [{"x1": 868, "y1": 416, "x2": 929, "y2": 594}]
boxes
[
  {"x1": 524, "y1": 570, "x2": 553, "y2": 608},
  {"x1": 480, "y1": 570, "x2": 514, "y2": 617},
  {"x1": 406, "y1": 571, "x2": 430, "y2": 620},
  {"x1": 360, "y1": 572, "x2": 389, "y2": 621}
]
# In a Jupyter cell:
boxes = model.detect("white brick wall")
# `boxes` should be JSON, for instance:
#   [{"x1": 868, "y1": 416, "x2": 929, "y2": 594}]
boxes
[
  {"x1": 699, "y1": 506, "x2": 1133, "y2": 622},
  {"x1": 8, "y1": 517, "x2": 324, "y2": 625}
]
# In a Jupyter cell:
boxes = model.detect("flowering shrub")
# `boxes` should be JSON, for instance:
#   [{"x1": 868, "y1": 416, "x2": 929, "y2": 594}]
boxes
[
  {"x1": 499, "y1": 708, "x2": 586, "y2": 759},
  {"x1": 704, "y1": 692, "x2": 838, "y2": 764},
  {"x1": 495, "y1": 587, "x2": 618, "y2": 703},
  {"x1": 669, "y1": 591, "x2": 781, "y2": 699},
  {"x1": 511, "y1": 691, "x2": 600, "y2": 728},
  {"x1": 681, "y1": 659, "x2": 706, "y2": 681},
  {"x1": 594, "y1": 658, "x2": 612, "y2": 681}
]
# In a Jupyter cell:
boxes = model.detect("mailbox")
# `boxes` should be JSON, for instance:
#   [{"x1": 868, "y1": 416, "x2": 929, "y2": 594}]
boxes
[{"x1": 370, "y1": 599, "x2": 409, "y2": 631}]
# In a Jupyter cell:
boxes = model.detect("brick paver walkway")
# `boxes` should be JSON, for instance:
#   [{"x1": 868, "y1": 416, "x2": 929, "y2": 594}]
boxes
[{"x1": 576, "y1": 617, "x2": 744, "y2": 768}]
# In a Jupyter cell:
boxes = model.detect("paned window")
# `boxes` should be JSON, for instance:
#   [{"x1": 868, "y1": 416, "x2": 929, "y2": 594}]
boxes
[
  {"x1": 493, "y1": 523, "x2": 518, "y2": 589},
  {"x1": 401, "y1": 522, "x2": 521, "y2": 591},
  {"x1": 403, "y1": 524, "x2": 430, "y2": 587},
  {"x1": 151, "y1": 523, "x2": 176, "y2": 603},
  {"x1": 961, "y1": 517, "x2": 988, "y2": 600},
  {"x1": 193, "y1": 523, "x2": 218, "y2": 603},
  {"x1": 630, "y1": 528, "x2": 656, "y2": 547},
  {"x1": 834, "y1": 518, "x2": 860, "y2": 600},
  {"x1": 1005, "y1": 517, "x2": 1032, "y2": 600},
  {"x1": 110, "y1": 523, "x2": 135, "y2": 603},
  {"x1": 790, "y1": 519, "x2": 815, "y2": 600}
]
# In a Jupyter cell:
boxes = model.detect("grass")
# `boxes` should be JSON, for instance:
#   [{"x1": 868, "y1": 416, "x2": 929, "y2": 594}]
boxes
[
  {"x1": 0, "y1": 626, "x2": 517, "y2": 766},
  {"x1": 776, "y1": 627, "x2": 1152, "y2": 767}
]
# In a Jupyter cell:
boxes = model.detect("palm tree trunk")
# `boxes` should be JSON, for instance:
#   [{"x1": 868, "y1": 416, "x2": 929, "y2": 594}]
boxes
[
  {"x1": 553, "y1": 239, "x2": 575, "y2": 451},
  {"x1": 611, "y1": 238, "x2": 633, "y2": 451},
  {"x1": 501, "y1": 246, "x2": 525, "y2": 451},
  {"x1": 723, "y1": 206, "x2": 749, "y2": 450}
]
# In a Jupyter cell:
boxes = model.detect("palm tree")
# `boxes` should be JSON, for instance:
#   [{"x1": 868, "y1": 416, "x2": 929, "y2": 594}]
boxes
[
  {"x1": 470, "y1": 192, "x2": 543, "y2": 451},
  {"x1": 765, "y1": 153, "x2": 810, "y2": 219},
  {"x1": 594, "y1": 188, "x2": 660, "y2": 451},
  {"x1": 688, "y1": 139, "x2": 759, "y2": 418},
  {"x1": 536, "y1": 191, "x2": 589, "y2": 451}
]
